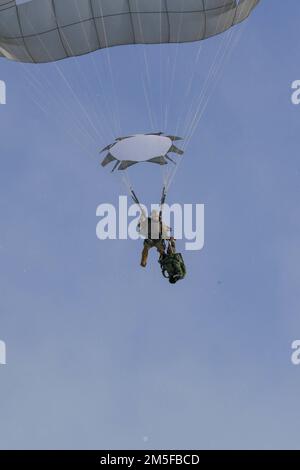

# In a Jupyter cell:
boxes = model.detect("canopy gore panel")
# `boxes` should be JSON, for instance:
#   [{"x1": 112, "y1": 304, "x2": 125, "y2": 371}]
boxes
[
  {"x1": 101, "y1": 133, "x2": 184, "y2": 172},
  {"x1": 0, "y1": 0, "x2": 260, "y2": 63}
]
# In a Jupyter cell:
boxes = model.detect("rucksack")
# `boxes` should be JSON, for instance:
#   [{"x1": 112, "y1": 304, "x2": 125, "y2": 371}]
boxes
[{"x1": 159, "y1": 253, "x2": 186, "y2": 284}]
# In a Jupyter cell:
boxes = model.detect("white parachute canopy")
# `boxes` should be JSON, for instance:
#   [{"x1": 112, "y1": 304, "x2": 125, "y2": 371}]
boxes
[
  {"x1": 101, "y1": 133, "x2": 183, "y2": 171},
  {"x1": 0, "y1": 0, "x2": 260, "y2": 63}
]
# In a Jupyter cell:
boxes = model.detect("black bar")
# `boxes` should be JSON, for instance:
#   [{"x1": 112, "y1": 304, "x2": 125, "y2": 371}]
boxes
[{"x1": 0, "y1": 450, "x2": 298, "y2": 466}]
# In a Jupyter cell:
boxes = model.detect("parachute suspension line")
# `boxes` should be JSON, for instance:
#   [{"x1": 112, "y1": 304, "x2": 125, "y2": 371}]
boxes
[
  {"x1": 164, "y1": 1, "x2": 185, "y2": 132},
  {"x1": 49, "y1": 60, "x2": 105, "y2": 143},
  {"x1": 90, "y1": 57, "x2": 119, "y2": 142},
  {"x1": 159, "y1": 1, "x2": 164, "y2": 132},
  {"x1": 164, "y1": 3, "x2": 236, "y2": 194},
  {"x1": 185, "y1": 31, "x2": 235, "y2": 146},
  {"x1": 121, "y1": 172, "x2": 146, "y2": 216},
  {"x1": 165, "y1": 3, "x2": 251, "y2": 193},
  {"x1": 121, "y1": 170, "x2": 132, "y2": 197},
  {"x1": 53, "y1": 29, "x2": 108, "y2": 145},
  {"x1": 72, "y1": 1, "x2": 117, "y2": 142},
  {"x1": 175, "y1": 42, "x2": 204, "y2": 137},
  {"x1": 98, "y1": 4, "x2": 122, "y2": 137},
  {"x1": 164, "y1": 165, "x2": 175, "y2": 195},
  {"x1": 137, "y1": 46, "x2": 155, "y2": 132},
  {"x1": 19, "y1": 61, "x2": 97, "y2": 145},
  {"x1": 165, "y1": 21, "x2": 235, "y2": 191},
  {"x1": 136, "y1": 9, "x2": 157, "y2": 131},
  {"x1": 142, "y1": 77, "x2": 156, "y2": 132},
  {"x1": 176, "y1": 39, "x2": 207, "y2": 135},
  {"x1": 24, "y1": 11, "x2": 106, "y2": 142},
  {"x1": 162, "y1": 164, "x2": 169, "y2": 190},
  {"x1": 183, "y1": 35, "x2": 232, "y2": 144},
  {"x1": 19, "y1": 63, "x2": 99, "y2": 153},
  {"x1": 20, "y1": 45, "x2": 103, "y2": 156},
  {"x1": 56, "y1": 2, "x2": 107, "y2": 142},
  {"x1": 162, "y1": 151, "x2": 176, "y2": 195},
  {"x1": 137, "y1": 47, "x2": 155, "y2": 131},
  {"x1": 182, "y1": 7, "x2": 234, "y2": 143},
  {"x1": 167, "y1": 31, "x2": 240, "y2": 193},
  {"x1": 19, "y1": 12, "x2": 101, "y2": 147},
  {"x1": 184, "y1": 0, "x2": 250, "y2": 148},
  {"x1": 20, "y1": 74, "x2": 97, "y2": 160},
  {"x1": 170, "y1": 0, "x2": 225, "y2": 138}
]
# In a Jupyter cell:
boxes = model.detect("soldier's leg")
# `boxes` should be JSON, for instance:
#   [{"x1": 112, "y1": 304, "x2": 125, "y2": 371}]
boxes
[
  {"x1": 156, "y1": 240, "x2": 166, "y2": 259},
  {"x1": 141, "y1": 240, "x2": 151, "y2": 267},
  {"x1": 167, "y1": 238, "x2": 176, "y2": 255}
]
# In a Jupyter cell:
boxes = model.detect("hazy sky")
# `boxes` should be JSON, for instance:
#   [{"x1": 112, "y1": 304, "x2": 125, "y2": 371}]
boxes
[{"x1": 1, "y1": 1, "x2": 300, "y2": 450}]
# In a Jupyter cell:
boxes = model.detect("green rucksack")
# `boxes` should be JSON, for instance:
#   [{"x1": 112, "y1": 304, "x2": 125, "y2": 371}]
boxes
[{"x1": 159, "y1": 253, "x2": 186, "y2": 284}]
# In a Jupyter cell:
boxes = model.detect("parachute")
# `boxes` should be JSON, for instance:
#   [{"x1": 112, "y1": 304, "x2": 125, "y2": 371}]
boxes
[
  {"x1": 101, "y1": 133, "x2": 183, "y2": 171},
  {"x1": 0, "y1": 1, "x2": 261, "y2": 282},
  {"x1": 0, "y1": 0, "x2": 260, "y2": 64}
]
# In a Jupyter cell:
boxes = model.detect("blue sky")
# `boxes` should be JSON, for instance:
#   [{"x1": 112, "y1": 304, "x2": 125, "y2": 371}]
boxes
[{"x1": 1, "y1": 1, "x2": 300, "y2": 450}]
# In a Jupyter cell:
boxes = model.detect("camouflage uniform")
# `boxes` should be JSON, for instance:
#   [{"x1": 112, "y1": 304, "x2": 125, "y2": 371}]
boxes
[
  {"x1": 139, "y1": 215, "x2": 170, "y2": 267},
  {"x1": 141, "y1": 238, "x2": 165, "y2": 267}
]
